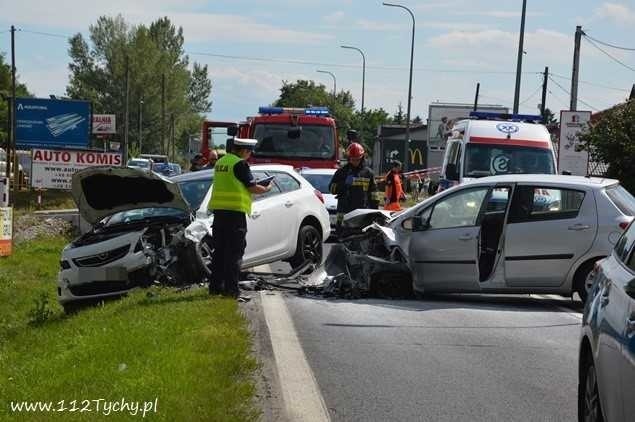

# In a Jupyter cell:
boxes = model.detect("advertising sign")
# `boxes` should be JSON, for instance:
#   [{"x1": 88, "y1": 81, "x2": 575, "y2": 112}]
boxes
[
  {"x1": 92, "y1": 114, "x2": 117, "y2": 134},
  {"x1": 0, "y1": 207, "x2": 12, "y2": 256},
  {"x1": 31, "y1": 148, "x2": 123, "y2": 190},
  {"x1": 558, "y1": 111, "x2": 592, "y2": 176},
  {"x1": 16, "y1": 97, "x2": 90, "y2": 149},
  {"x1": 428, "y1": 103, "x2": 508, "y2": 149}
]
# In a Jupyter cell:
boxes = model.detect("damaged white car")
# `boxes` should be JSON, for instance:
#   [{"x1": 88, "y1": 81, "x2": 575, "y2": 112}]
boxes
[
  {"x1": 57, "y1": 167, "x2": 210, "y2": 312},
  {"x1": 322, "y1": 175, "x2": 634, "y2": 301}
]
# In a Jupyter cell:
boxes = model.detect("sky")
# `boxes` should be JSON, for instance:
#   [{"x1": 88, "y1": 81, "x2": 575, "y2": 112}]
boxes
[{"x1": 1, "y1": 0, "x2": 634, "y2": 122}]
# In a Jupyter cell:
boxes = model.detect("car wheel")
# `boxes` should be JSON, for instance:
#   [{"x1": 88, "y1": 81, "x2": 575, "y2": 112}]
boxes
[
  {"x1": 195, "y1": 237, "x2": 213, "y2": 277},
  {"x1": 579, "y1": 359, "x2": 604, "y2": 422},
  {"x1": 575, "y1": 261, "x2": 598, "y2": 303},
  {"x1": 289, "y1": 225, "x2": 322, "y2": 271}
]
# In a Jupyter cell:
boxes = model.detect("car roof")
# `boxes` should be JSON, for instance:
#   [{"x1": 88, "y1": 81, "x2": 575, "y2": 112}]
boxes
[
  {"x1": 250, "y1": 164, "x2": 296, "y2": 172},
  {"x1": 171, "y1": 169, "x2": 214, "y2": 182},
  {"x1": 461, "y1": 174, "x2": 619, "y2": 189},
  {"x1": 299, "y1": 168, "x2": 337, "y2": 175}
]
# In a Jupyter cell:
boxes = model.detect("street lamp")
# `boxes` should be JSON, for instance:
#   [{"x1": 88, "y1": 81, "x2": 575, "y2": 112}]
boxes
[
  {"x1": 382, "y1": 2, "x2": 416, "y2": 172},
  {"x1": 138, "y1": 99, "x2": 144, "y2": 154},
  {"x1": 316, "y1": 69, "x2": 337, "y2": 98},
  {"x1": 340, "y1": 45, "x2": 365, "y2": 114}
]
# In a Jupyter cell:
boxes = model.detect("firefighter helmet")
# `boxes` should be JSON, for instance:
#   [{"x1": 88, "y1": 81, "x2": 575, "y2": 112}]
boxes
[{"x1": 347, "y1": 142, "x2": 365, "y2": 159}]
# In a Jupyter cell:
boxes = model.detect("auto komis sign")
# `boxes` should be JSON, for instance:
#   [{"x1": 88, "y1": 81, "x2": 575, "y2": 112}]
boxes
[{"x1": 31, "y1": 149, "x2": 123, "y2": 190}]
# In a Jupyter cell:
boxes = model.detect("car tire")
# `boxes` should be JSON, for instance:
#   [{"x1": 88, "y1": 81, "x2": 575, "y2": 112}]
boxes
[
  {"x1": 289, "y1": 224, "x2": 322, "y2": 271},
  {"x1": 579, "y1": 357, "x2": 604, "y2": 422},
  {"x1": 574, "y1": 261, "x2": 598, "y2": 303},
  {"x1": 195, "y1": 237, "x2": 213, "y2": 277}
]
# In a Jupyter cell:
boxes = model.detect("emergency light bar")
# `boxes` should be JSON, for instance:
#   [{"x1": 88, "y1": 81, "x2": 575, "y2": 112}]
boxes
[
  {"x1": 469, "y1": 111, "x2": 543, "y2": 122},
  {"x1": 258, "y1": 106, "x2": 330, "y2": 116}
]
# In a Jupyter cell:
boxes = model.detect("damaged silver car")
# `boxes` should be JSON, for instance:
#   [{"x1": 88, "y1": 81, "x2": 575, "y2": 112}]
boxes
[
  {"x1": 322, "y1": 175, "x2": 634, "y2": 300},
  {"x1": 57, "y1": 167, "x2": 210, "y2": 312}
]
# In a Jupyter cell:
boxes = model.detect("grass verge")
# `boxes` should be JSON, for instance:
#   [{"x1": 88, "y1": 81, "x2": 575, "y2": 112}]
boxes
[
  {"x1": 13, "y1": 190, "x2": 76, "y2": 214},
  {"x1": 0, "y1": 236, "x2": 259, "y2": 421}
]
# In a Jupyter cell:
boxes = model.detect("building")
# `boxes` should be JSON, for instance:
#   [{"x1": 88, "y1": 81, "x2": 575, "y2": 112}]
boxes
[{"x1": 373, "y1": 124, "x2": 428, "y2": 175}]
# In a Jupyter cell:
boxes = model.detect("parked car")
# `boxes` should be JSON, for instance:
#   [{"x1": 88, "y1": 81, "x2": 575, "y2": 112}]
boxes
[
  {"x1": 178, "y1": 164, "x2": 331, "y2": 272},
  {"x1": 127, "y1": 157, "x2": 153, "y2": 170},
  {"x1": 299, "y1": 168, "x2": 337, "y2": 228},
  {"x1": 335, "y1": 175, "x2": 634, "y2": 300},
  {"x1": 58, "y1": 164, "x2": 330, "y2": 311},
  {"x1": 578, "y1": 220, "x2": 635, "y2": 422}
]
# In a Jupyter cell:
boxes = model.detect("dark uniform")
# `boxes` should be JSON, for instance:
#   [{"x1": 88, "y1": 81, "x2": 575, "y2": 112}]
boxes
[
  {"x1": 329, "y1": 160, "x2": 378, "y2": 232},
  {"x1": 208, "y1": 152, "x2": 256, "y2": 297}
]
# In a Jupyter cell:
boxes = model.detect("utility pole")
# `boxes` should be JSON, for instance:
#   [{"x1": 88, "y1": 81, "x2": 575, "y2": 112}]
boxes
[
  {"x1": 541, "y1": 66, "x2": 549, "y2": 122},
  {"x1": 570, "y1": 25, "x2": 583, "y2": 111},
  {"x1": 123, "y1": 55, "x2": 130, "y2": 164},
  {"x1": 10, "y1": 25, "x2": 17, "y2": 203},
  {"x1": 170, "y1": 114, "x2": 175, "y2": 162},
  {"x1": 473, "y1": 82, "x2": 480, "y2": 111},
  {"x1": 161, "y1": 73, "x2": 166, "y2": 155},
  {"x1": 513, "y1": 0, "x2": 527, "y2": 114}
]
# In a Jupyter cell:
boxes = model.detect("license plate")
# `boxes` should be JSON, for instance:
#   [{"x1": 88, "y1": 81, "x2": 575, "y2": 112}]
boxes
[{"x1": 75, "y1": 267, "x2": 128, "y2": 283}]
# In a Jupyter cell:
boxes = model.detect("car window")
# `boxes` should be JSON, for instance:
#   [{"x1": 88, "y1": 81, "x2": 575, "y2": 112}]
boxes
[
  {"x1": 270, "y1": 172, "x2": 301, "y2": 193},
  {"x1": 428, "y1": 188, "x2": 488, "y2": 229},
  {"x1": 605, "y1": 184, "x2": 635, "y2": 216},
  {"x1": 614, "y1": 222, "x2": 635, "y2": 266},
  {"x1": 508, "y1": 186, "x2": 584, "y2": 223},
  {"x1": 486, "y1": 187, "x2": 510, "y2": 212},
  {"x1": 252, "y1": 171, "x2": 281, "y2": 200},
  {"x1": 302, "y1": 173, "x2": 332, "y2": 194}
]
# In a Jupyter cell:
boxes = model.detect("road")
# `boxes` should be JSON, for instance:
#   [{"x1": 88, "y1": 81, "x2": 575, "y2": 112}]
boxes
[{"x1": 256, "y1": 245, "x2": 584, "y2": 422}]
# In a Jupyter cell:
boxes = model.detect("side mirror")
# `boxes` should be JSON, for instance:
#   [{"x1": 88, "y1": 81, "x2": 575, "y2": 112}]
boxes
[
  {"x1": 288, "y1": 127, "x2": 302, "y2": 139},
  {"x1": 227, "y1": 125, "x2": 238, "y2": 137},
  {"x1": 446, "y1": 163, "x2": 459, "y2": 181},
  {"x1": 412, "y1": 215, "x2": 429, "y2": 231}
]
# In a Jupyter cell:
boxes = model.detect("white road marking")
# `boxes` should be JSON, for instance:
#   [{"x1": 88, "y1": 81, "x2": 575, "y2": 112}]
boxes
[{"x1": 260, "y1": 292, "x2": 331, "y2": 422}]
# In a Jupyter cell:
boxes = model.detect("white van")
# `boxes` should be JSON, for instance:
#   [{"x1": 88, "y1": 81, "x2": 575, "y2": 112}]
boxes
[{"x1": 437, "y1": 113, "x2": 557, "y2": 191}]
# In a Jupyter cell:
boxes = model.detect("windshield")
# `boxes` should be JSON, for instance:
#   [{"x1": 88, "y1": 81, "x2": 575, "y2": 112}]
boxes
[
  {"x1": 128, "y1": 159, "x2": 150, "y2": 169},
  {"x1": 177, "y1": 178, "x2": 213, "y2": 209},
  {"x1": 252, "y1": 124, "x2": 335, "y2": 159},
  {"x1": 302, "y1": 173, "x2": 333, "y2": 194},
  {"x1": 605, "y1": 184, "x2": 635, "y2": 215},
  {"x1": 464, "y1": 144, "x2": 555, "y2": 177},
  {"x1": 102, "y1": 207, "x2": 186, "y2": 226}
]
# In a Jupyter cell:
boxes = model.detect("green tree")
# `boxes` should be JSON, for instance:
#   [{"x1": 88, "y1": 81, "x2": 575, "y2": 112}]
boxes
[
  {"x1": 0, "y1": 53, "x2": 32, "y2": 148},
  {"x1": 412, "y1": 115, "x2": 423, "y2": 124},
  {"x1": 66, "y1": 15, "x2": 212, "y2": 156},
  {"x1": 350, "y1": 108, "x2": 392, "y2": 155},
  {"x1": 393, "y1": 102, "x2": 404, "y2": 124},
  {"x1": 579, "y1": 101, "x2": 635, "y2": 194}
]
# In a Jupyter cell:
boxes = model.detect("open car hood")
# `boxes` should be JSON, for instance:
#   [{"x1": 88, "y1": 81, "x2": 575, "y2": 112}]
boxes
[
  {"x1": 342, "y1": 209, "x2": 393, "y2": 229},
  {"x1": 72, "y1": 166, "x2": 190, "y2": 224}
]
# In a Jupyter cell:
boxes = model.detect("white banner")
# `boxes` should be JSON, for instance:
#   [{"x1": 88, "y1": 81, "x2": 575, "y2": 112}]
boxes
[
  {"x1": 92, "y1": 114, "x2": 117, "y2": 134},
  {"x1": 558, "y1": 111, "x2": 591, "y2": 176},
  {"x1": 31, "y1": 148, "x2": 123, "y2": 190},
  {"x1": 428, "y1": 103, "x2": 508, "y2": 149}
]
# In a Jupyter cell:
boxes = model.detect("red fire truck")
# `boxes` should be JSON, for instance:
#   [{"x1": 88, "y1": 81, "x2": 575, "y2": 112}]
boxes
[{"x1": 200, "y1": 106, "x2": 339, "y2": 169}]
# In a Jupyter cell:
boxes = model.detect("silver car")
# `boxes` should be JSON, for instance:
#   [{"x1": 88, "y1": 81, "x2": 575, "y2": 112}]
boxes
[{"x1": 341, "y1": 175, "x2": 634, "y2": 300}]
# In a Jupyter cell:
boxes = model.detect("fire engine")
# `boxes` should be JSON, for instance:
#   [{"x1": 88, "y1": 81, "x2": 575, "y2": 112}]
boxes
[{"x1": 200, "y1": 106, "x2": 339, "y2": 169}]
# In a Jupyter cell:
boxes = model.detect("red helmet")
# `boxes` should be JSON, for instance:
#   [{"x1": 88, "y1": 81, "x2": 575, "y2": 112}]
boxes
[{"x1": 347, "y1": 142, "x2": 365, "y2": 159}]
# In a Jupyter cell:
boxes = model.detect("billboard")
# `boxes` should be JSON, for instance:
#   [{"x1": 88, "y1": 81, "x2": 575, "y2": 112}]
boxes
[
  {"x1": 378, "y1": 139, "x2": 428, "y2": 173},
  {"x1": 16, "y1": 97, "x2": 91, "y2": 149},
  {"x1": 92, "y1": 114, "x2": 116, "y2": 134},
  {"x1": 31, "y1": 148, "x2": 122, "y2": 190},
  {"x1": 558, "y1": 111, "x2": 592, "y2": 176},
  {"x1": 0, "y1": 207, "x2": 11, "y2": 256},
  {"x1": 428, "y1": 103, "x2": 509, "y2": 149}
]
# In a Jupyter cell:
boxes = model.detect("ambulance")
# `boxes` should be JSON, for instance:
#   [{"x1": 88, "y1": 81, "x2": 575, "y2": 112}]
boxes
[{"x1": 437, "y1": 112, "x2": 558, "y2": 191}]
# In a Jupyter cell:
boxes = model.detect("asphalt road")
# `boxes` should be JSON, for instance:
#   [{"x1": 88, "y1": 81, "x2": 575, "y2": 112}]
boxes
[{"x1": 263, "y1": 245, "x2": 584, "y2": 422}]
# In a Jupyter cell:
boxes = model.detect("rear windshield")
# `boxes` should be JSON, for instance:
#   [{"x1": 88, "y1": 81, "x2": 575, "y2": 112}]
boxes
[
  {"x1": 252, "y1": 124, "x2": 335, "y2": 159},
  {"x1": 605, "y1": 185, "x2": 635, "y2": 215},
  {"x1": 302, "y1": 173, "x2": 333, "y2": 194},
  {"x1": 464, "y1": 144, "x2": 555, "y2": 177},
  {"x1": 178, "y1": 178, "x2": 213, "y2": 209}
]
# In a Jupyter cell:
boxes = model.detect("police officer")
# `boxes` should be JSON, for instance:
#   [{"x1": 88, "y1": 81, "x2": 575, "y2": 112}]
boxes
[
  {"x1": 329, "y1": 132, "x2": 379, "y2": 235},
  {"x1": 208, "y1": 138, "x2": 271, "y2": 298}
]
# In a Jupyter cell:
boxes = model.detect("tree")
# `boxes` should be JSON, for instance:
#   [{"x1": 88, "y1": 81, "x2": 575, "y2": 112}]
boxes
[
  {"x1": 579, "y1": 101, "x2": 635, "y2": 194},
  {"x1": 393, "y1": 102, "x2": 404, "y2": 124},
  {"x1": 0, "y1": 53, "x2": 31, "y2": 148},
  {"x1": 350, "y1": 108, "x2": 392, "y2": 154},
  {"x1": 66, "y1": 15, "x2": 212, "y2": 155},
  {"x1": 543, "y1": 108, "x2": 557, "y2": 124},
  {"x1": 412, "y1": 115, "x2": 423, "y2": 124}
]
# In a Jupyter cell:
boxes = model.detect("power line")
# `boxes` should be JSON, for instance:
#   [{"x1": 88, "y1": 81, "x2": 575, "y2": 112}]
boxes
[
  {"x1": 519, "y1": 83, "x2": 543, "y2": 106},
  {"x1": 549, "y1": 72, "x2": 629, "y2": 92},
  {"x1": 548, "y1": 89, "x2": 569, "y2": 108},
  {"x1": 583, "y1": 32, "x2": 635, "y2": 52},
  {"x1": 18, "y1": 29, "x2": 71, "y2": 39},
  {"x1": 548, "y1": 76, "x2": 599, "y2": 111},
  {"x1": 583, "y1": 35, "x2": 635, "y2": 73}
]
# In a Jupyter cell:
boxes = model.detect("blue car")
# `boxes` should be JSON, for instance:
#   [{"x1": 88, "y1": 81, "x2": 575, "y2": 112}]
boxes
[{"x1": 578, "y1": 220, "x2": 635, "y2": 421}]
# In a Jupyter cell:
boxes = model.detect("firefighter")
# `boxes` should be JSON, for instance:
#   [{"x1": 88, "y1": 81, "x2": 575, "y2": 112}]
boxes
[
  {"x1": 329, "y1": 136, "x2": 379, "y2": 236},
  {"x1": 208, "y1": 138, "x2": 272, "y2": 298},
  {"x1": 384, "y1": 160, "x2": 406, "y2": 211}
]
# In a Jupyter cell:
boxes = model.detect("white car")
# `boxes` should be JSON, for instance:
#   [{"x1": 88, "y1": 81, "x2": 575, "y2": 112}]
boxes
[
  {"x1": 299, "y1": 168, "x2": 337, "y2": 228},
  {"x1": 182, "y1": 164, "x2": 331, "y2": 271},
  {"x1": 58, "y1": 165, "x2": 330, "y2": 311}
]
